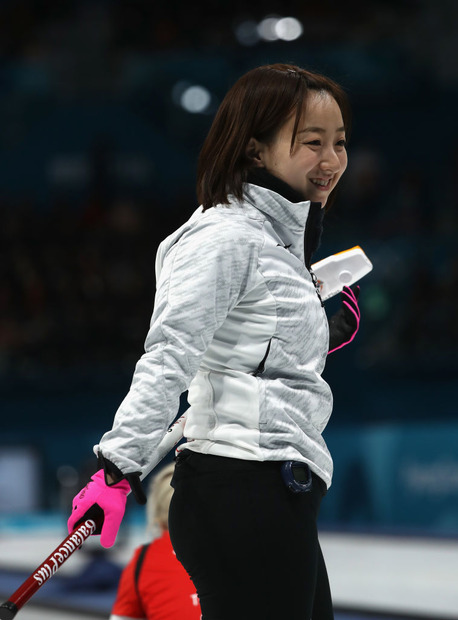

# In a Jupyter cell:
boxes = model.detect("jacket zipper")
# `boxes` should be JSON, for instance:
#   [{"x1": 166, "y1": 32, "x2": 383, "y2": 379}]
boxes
[{"x1": 252, "y1": 339, "x2": 272, "y2": 377}]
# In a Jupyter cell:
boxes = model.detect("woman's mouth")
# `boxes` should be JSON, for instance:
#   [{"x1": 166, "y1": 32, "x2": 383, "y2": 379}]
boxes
[{"x1": 310, "y1": 178, "x2": 332, "y2": 191}]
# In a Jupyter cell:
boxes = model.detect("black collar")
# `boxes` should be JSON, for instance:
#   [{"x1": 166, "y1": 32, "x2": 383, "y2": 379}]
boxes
[
  {"x1": 246, "y1": 168, "x2": 324, "y2": 268},
  {"x1": 246, "y1": 168, "x2": 307, "y2": 204}
]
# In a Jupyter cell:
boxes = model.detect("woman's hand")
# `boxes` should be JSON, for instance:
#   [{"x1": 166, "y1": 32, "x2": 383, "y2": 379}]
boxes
[
  {"x1": 67, "y1": 470, "x2": 130, "y2": 548},
  {"x1": 327, "y1": 285, "x2": 360, "y2": 354}
]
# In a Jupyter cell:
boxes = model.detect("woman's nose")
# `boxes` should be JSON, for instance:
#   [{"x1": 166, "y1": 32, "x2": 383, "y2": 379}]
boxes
[{"x1": 319, "y1": 148, "x2": 341, "y2": 173}]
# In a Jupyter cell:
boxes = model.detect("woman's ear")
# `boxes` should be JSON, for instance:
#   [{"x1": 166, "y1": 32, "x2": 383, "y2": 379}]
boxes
[{"x1": 245, "y1": 138, "x2": 265, "y2": 168}]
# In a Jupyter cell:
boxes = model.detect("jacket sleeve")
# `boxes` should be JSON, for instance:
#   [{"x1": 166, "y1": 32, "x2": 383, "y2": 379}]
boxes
[{"x1": 94, "y1": 214, "x2": 260, "y2": 476}]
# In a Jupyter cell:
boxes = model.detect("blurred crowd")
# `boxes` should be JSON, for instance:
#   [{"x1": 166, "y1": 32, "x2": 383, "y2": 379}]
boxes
[
  {"x1": 1, "y1": 0, "x2": 457, "y2": 389},
  {"x1": 2, "y1": 0, "x2": 458, "y2": 98},
  {"x1": 332, "y1": 144, "x2": 458, "y2": 379},
  {"x1": 0, "y1": 0, "x2": 421, "y2": 58},
  {"x1": 0, "y1": 192, "x2": 185, "y2": 382},
  {"x1": 1, "y1": 155, "x2": 457, "y2": 387}
]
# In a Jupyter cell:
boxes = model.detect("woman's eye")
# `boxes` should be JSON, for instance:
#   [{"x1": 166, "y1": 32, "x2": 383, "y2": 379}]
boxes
[
  {"x1": 305, "y1": 140, "x2": 321, "y2": 146},
  {"x1": 336, "y1": 139, "x2": 347, "y2": 147}
]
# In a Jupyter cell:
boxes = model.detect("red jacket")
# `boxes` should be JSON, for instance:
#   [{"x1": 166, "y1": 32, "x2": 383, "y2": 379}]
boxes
[{"x1": 110, "y1": 531, "x2": 201, "y2": 620}]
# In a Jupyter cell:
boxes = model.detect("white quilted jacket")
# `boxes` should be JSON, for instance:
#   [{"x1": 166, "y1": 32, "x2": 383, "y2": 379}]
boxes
[{"x1": 95, "y1": 183, "x2": 334, "y2": 488}]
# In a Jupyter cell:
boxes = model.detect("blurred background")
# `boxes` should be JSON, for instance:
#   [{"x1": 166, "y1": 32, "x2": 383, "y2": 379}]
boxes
[{"x1": 1, "y1": 0, "x2": 458, "y2": 618}]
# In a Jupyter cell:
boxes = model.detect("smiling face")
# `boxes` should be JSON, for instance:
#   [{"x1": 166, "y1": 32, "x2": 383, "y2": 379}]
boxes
[{"x1": 252, "y1": 90, "x2": 348, "y2": 207}]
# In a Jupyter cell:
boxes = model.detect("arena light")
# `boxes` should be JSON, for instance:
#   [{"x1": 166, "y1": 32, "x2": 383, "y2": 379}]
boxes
[
  {"x1": 257, "y1": 15, "x2": 281, "y2": 41},
  {"x1": 181, "y1": 85, "x2": 211, "y2": 113},
  {"x1": 172, "y1": 81, "x2": 212, "y2": 114},
  {"x1": 234, "y1": 14, "x2": 303, "y2": 46},
  {"x1": 234, "y1": 20, "x2": 260, "y2": 46},
  {"x1": 275, "y1": 17, "x2": 303, "y2": 41}
]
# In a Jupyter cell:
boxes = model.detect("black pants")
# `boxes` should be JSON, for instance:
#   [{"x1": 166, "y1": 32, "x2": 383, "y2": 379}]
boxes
[{"x1": 169, "y1": 450, "x2": 334, "y2": 620}]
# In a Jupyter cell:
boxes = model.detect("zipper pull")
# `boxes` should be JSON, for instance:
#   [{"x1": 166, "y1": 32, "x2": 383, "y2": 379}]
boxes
[{"x1": 310, "y1": 269, "x2": 324, "y2": 307}]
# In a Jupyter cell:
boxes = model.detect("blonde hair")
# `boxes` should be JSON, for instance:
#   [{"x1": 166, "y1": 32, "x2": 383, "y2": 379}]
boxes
[{"x1": 146, "y1": 462, "x2": 175, "y2": 535}]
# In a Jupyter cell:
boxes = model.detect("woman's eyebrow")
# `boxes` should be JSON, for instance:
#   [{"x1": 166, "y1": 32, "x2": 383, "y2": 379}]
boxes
[{"x1": 297, "y1": 126, "x2": 346, "y2": 134}]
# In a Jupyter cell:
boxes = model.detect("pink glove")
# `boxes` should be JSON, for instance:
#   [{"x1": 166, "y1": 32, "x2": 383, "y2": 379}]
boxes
[{"x1": 67, "y1": 469, "x2": 130, "y2": 548}]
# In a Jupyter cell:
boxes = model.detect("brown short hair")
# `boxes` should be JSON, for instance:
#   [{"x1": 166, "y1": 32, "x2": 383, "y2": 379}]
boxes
[{"x1": 196, "y1": 63, "x2": 351, "y2": 211}]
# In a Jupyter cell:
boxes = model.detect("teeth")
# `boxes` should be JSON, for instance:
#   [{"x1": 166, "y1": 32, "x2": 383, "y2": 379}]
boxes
[{"x1": 311, "y1": 179, "x2": 330, "y2": 187}]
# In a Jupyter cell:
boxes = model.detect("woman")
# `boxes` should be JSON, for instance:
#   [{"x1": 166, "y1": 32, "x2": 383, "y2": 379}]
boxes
[
  {"x1": 68, "y1": 63, "x2": 360, "y2": 619},
  {"x1": 110, "y1": 463, "x2": 201, "y2": 620}
]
